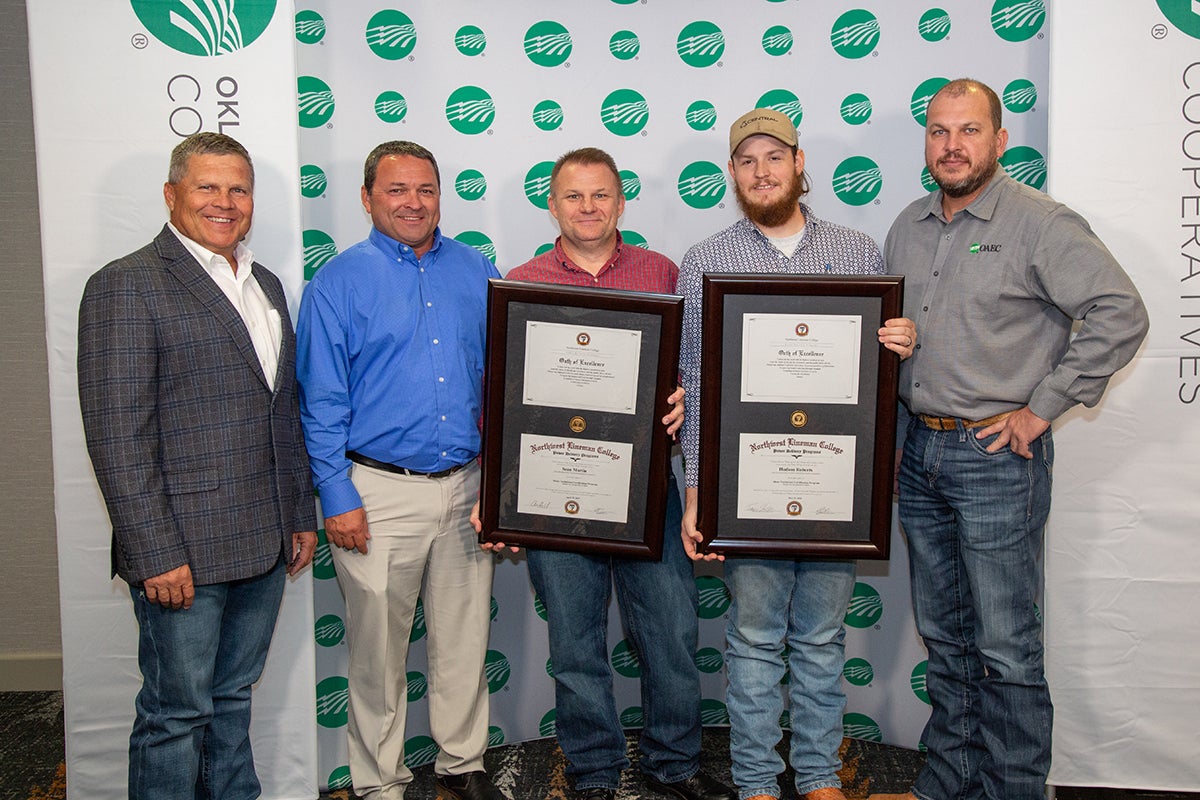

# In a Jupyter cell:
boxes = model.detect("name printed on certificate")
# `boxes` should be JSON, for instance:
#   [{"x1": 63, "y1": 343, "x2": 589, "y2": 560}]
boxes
[
  {"x1": 736, "y1": 433, "x2": 856, "y2": 521},
  {"x1": 523, "y1": 320, "x2": 642, "y2": 414},
  {"x1": 517, "y1": 434, "x2": 634, "y2": 523},
  {"x1": 741, "y1": 313, "x2": 861, "y2": 404}
]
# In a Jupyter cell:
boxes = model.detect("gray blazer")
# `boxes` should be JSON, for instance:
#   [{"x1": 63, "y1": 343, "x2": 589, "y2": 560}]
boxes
[{"x1": 78, "y1": 225, "x2": 317, "y2": 586}]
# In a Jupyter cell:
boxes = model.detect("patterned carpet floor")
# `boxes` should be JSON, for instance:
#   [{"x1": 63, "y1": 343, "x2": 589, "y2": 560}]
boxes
[{"x1": 2, "y1": 691, "x2": 1194, "y2": 800}]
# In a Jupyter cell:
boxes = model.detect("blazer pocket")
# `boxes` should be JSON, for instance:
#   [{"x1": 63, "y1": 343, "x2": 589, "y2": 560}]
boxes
[{"x1": 163, "y1": 468, "x2": 219, "y2": 495}]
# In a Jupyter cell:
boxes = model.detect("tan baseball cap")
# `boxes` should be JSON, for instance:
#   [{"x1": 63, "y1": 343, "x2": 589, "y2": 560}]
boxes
[{"x1": 728, "y1": 108, "x2": 797, "y2": 156}]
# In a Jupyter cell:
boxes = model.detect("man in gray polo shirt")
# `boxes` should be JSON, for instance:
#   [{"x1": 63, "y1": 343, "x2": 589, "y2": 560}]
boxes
[{"x1": 871, "y1": 79, "x2": 1148, "y2": 800}]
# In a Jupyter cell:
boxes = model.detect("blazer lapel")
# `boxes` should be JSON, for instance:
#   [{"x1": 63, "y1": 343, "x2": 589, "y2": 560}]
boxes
[{"x1": 154, "y1": 226, "x2": 271, "y2": 390}]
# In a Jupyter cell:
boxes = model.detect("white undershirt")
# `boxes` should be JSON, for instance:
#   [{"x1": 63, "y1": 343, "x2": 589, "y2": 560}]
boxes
[
  {"x1": 767, "y1": 225, "x2": 806, "y2": 258},
  {"x1": 168, "y1": 223, "x2": 281, "y2": 390}
]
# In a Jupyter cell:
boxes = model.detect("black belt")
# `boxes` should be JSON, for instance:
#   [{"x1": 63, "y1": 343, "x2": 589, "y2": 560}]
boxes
[{"x1": 347, "y1": 451, "x2": 470, "y2": 479}]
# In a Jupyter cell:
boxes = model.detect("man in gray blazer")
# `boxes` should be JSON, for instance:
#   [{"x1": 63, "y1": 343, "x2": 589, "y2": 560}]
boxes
[{"x1": 77, "y1": 132, "x2": 317, "y2": 800}]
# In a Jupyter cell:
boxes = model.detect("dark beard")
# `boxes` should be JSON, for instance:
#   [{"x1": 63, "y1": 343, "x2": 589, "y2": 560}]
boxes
[
  {"x1": 935, "y1": 158, "x2": 998, "y2": 199},
  {"x1": 734, "y1": 175, "x2": 805, "y2": 228}
]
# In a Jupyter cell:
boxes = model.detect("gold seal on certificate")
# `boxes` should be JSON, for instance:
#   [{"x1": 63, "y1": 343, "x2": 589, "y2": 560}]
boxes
[
  {"x1": 523, "y1": 320, "x2": 642, "y2": 414},
  {"x1": 518, "y1": 434, "x2": 634, "y2": 524},
  {"x1": 736, "y1": 433, "x2": 856, "y2": 521}
]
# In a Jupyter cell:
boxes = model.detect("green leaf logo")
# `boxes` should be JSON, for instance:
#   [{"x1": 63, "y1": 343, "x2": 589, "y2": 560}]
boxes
[
  {"x1": 404, "y1": 735, "x2": 439, "y2": 768},
  {"x1": 455, "y1": 24, "x2": 486, "y2": 57},
  {"x1": 619, "y1": 706, "x2": 644, "y2": 726},
  {"x1": 677, "y1": 161, "x2": 726, "y2": 210},
  {"x1": 300, "y1": 164, "x2": 327, "y2": 199},
  {"x1": 844, "y1": 581, "x2": 884, "y2": 628},
  {"x1": 524, "y1": 161, "x2": 555, "y2": 209},
  {"x1": 762, "y1": 25, "x2": 793, "y2": 56},
  {"x1": 312, "y1": 529, "x2": 336, "y2": 579},
  {"x1": 485, "y1": 650, "x2": 511, "y2": 693},
  {"x1": 1003, "y1": 79, "x2": 1037, "y2": 114},
  {"x1": 533, "y1": 100, "x2": 564, "y2": 132},
  {"x1": 1000, "y1": 145, "x2": 1046, "y2": 189},
  {"x1": 695, "y1": 575, "x2": 731, "y2": 617},
  {"x1": 525, "y1": 21, "x2": 573, "y2": 67},
  {"x1": 302, "y1": 229, "x2": 337, "y2": 281},
  {"x1": 694, "y1": 646, "x2": 724, "y2": 674},
  {"x1": 619, "y1": 169, "x2": 641, "y2": 201},
  {"x1": 314, "y1": 614, "x2": 344, "y2": 648},
  {"x1": 756, "y1": 89, "x2": 803, "y2": 128},
  {"x1": 601, "y1": 89, "x2": 649, "y2": 136},
  {"x1": 294, "y1": 10, "x2": 325, "y2": 45},
  {"x1": 315, "y1": 676, "x2": 349, "y2": 728},
  {"x1": 611, "y1": 639, "x2": 642, "y2": 678},
  {"x1": 918, "y1": 8, "x2": 951, "y2": 42},
  {"x1": 843, "y1": 712, "x2": 883, "y2": 742},
  {"x1": 488, "y1": 726, "x2": 506, "y2": 747},
  {"x1": 539, "y1": 709, "x2": 557, "y2": 737},
  {"x1": 366, "y1": 10, "x2": 417, "y2": 60},
  {"x1": 830, "y1": 9, "x2": 879, "y2": 59},
  {"x1": 991, "y1": 0, "x2": 1045, "y2": 42},
  {"x1": 840, "y1": 93, "x2": 873, "y2": 126},
  {"x1": 534, "y1": 593, "x2": 549, "y2": 621},
  {"x1": 327, "y1": 766, "x2": 352, "y2": 790},
  {"x1": 609, "y1": 30, "x2": 640, "y2": 60},
  {"x1": 920, "y1": 166, "x2": 938, "y2": 193},
  {"x1": 446, "y1": 86, "x2": 495, "y2": 135},
  {"x1": 686, "y1": 101, "x2": 717, "y2": 132},
  {"x1": 620, "y1": 230, "x2": 648, "y2": 249},
  {"x1": 545, "y1": 657, "x2": 554, "y2": 679},
  {"x1": 410, "y1": 598, "x2": 427, "y2": 643},
  {"x1": 375, "y1": 91, "x2": 408, "y2": 124},
  {"x1": 910, "y1": 77, "x2": 950, "y2": 127},
  {"x1": 406, "y1": 670, "x2": 427, "y2": 703},
  {"x1": 700, "y1": 699, "x2": 730, "y2": 725},
  {"x1": 832, "y1": 156, "x2": 883, "y2": 207},
  {"x1": 298, "y1": 76, "x2": 335, "y2": 129},
  {"x1": 131, "y1": 0, "x2": 275, "y2": 56},
  {"x1": 843, "y1": 657, "x2": 874, "y2": 686},
  {"x1": 676, "y1": 21, "x2": 725, "y2": 68},
  {"x1": 911, "y1": 660, "x2": 930, "y2": 704},
  {"x1": 455, "y1": 169, "x2": 488, "y2": 201},
  {"x1": 454, "y1": 231, "x2": 496, "y2": 264}
]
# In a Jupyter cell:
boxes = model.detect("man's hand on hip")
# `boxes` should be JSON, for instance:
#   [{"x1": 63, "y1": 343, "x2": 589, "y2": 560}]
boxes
[{"x1": 979, "y1": 406, "x2": 1049, "y2": 459}]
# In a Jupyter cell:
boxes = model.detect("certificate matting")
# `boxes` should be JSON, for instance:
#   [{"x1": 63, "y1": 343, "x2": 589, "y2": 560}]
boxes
[
  {"x1": 697, "y1": 274, "x2": 903, "y2": 558},
  {"x1": 479, "y1": 280, "x2": 683, "y2": 558}
]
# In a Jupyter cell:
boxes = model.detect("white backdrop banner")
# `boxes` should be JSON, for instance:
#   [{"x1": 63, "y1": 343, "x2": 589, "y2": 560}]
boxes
[
  {"x1": 1045, "y1": 2, "x2": 1199, "y2": 791},
  {"x1": 290, "y1": 1, "x2": 1049, "y2": 790},
  {"x1": 28, "y1": 1, "x2": 317, "y2": 798}
]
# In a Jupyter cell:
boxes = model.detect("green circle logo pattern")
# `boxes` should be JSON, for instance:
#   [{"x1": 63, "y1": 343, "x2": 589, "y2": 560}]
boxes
[
  {"x1": 406, "y1": 671, "x2": 427, "y2": 703},
  {"x1": 1003, "y1": 79, "x2": 1037, "y2": 114},
  {"x1": 312, "y1": 529, "x2": 336, "y2": 579},
  {"x1": 410, "y1": 598, "x2": 427, "y2": 643},
  {"x1": 131, "y1": 0, "x2": 275, "y2": 56},
  {"x1": 533, "y1": 100, "x2": 564, "y2": 131},
  {"x1": 686, "y1": 101, "x2": 717, "y2": 131},
  {"x1": 757, "y1": 89, "x2": 803, "y2": 128},
  {"x1": 611, "y1": 639, "x2": 642, "y2": 678},
  {"x1": 695, "y1": 575, "x2": 732, "y2": 618},
  {"x1": 843, "y1": 712, "x2": 883, "y2": 742},
  {"x1": 911, "y1": 660, "x2": 930, "y2": 705},
  {"x1": 700, "y1": 699, "x2": 730, "y2": 725},
  {"x1": 845, "y1": 581, "x2": 884, "y2": 628},
  {"x1": 456, "y1": 169, "x2": 487, "y2": 201},
  {"x1": 295, "y1": 10, "x2": 325, "y2": 45},
  {"x1": 314, "y1": 614, "x2": 344, "y2": 648},
  {"x1": 910, "y1": 77, "x2": 950, "y2": 127},
  {"x1": 762, "y1": 25, "x2": 793, "y2": 56},
  {"x1": 300, "y1": 164, "x2": 327, "y2": 198},
  {"x1": 404, "y1": 735, "x2": 439, "y2": 768},
  {"x1": 315, "y1": 676, "x2": 349, "y2": 728},
  {"x1": 609, "y1": 30, "x2": 640, "y2": 60},
  {"x1": 534, "y1": 594, "x2": 548, "y2": 621},
  {"x1": 525, "y1": 161, "x2": 554, "y2": 209},
  {"x1": 619, "y1": 706, "x2": 644, "y2": 726},
  {"x1": 779, "y1": 710, "x2": 790, "y2": 730},
  {"x1": 298, "y1": 76, "x2": 335, "y2": 129},
  {"x1": 1000, "y1": 145, "x2": 1046, "y2": 189},
  {"x1": 678, "y1": 162, "x2": 726, "y2": 210},
  {"x1": 619, "y1": 170, "x2": 641, "y2": 200},
  {"x1": 455, "y1": 25, "x2": 486, "y2": 56},
  {"x1": 366, "y1": 10, "x2": 417, "y2": 60},
  {"x1": 485, "y1": 650, "x2": 511, "y2": 693},
  {"x1": 446, "y1": 86, "x2": 495, "y2": 135},
  {"x1": 843, "y1": 657, "x2": 874, "y2": 686},
  {"x1": 534, "y1": 242, "x2": 554, "y2": 257},
  {"x1": 303, "y1": 229, "x2": 337, "y2": 280},
  {"x1": 677, "y1": 21, "x2": 725, "y2": 68},
  {"x1": 490, "y1": 597, "x2": 499, "y2": 621},
  {"x1": 830, "y1": 10, "x2": 879, "y2": 59},
  {"x1": 620, "y1": 230, "x2": 648, "y2": 249},
  {"x1": 991, "y1": 0, "x2": 1045, "y2": 42},
  {"x1": 920, "y1": 166, "x2": 938, "y2": 193},
  {"x1": 375, "y1": 91, "x2": 408, "y2": 124},
  {"x1": 918, "y1": 8, "x2": 951, "y2": 42},
  {"x1": 601, "y1": 89, "x2": 649, "y2": 136},
  {"x1": 525, "y1": 21, "x2": 572, "y2": 67},
  {"x1": 832, "y1": 156, "x2": 883, "y2": 206},
  {"x1": 694, "y1": 646, "x2": 724, "y2": 674},
  {"x1": 328, "y1": 766, "x2": 352, "y2": 790},
  {"x1": 545, "y1": 657, "x2": 554, "y2": 678},
  {"x1": 539, "y1": 709, "x2": 557, "y2": 737},
  {"x1": 488, "y1": 726, "x2": 505, "y2": 747},
  {"x1": 840, "y1": 93, "x2": 872, "y2": 126},
  {"x1": 1158, "y1": 0, "x2": 1200, "y2": 38},
  {"x1": 456, "y1": 231, "x2": 497, "y2": 264}
]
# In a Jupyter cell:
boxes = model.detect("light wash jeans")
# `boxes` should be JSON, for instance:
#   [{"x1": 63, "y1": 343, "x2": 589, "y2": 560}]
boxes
[
  {"x1": 899, "y1": 416, "x2": 1053, "y2": 800},
  {"x1": 724, "y1": 557, "x2": 855, "y2": 798},
  {"x1": 128, "y1": 556, "x2": 285, "y2": 800}
]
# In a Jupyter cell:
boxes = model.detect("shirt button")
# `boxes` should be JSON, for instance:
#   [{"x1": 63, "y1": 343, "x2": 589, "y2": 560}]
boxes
[
  {"x1": 441, "y1": 451, "x2": 447, "y2": 457},
  {"x1": 433, "y1": 338, "x2": 440, "y2": 345},
  {"x1": 426, "y1": 301, "x2": 433, "y2": 307},
  {"x1": 945, "y1": 234, "x2": 952, "y2": 240},
  {"x1": 438, "y1": 376, "x2": 445, "y2": 382},
  {"x1": 923, "y1": 306, "x2": 928, "y2": 312},
  {"x1": 441, "y1": 415, "x2": 447, "y2": 421},
  {"x1": 933, "y1": 271, "x2": 939, "y2": 277}
]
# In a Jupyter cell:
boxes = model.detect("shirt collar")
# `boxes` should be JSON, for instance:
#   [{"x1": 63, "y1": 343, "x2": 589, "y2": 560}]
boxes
[
  {"x1": 551, "y1": 232, "x2": 624, "y2": 277},
  {"x1": 167, "y1": 221, "x2": 254, "y2": 283},
  {"x1": 915, "y1": 168, "x2": 1009, "y2": 223},
  {"x1": 739, "y1": 202, "x2": 820, "y2": 241}
]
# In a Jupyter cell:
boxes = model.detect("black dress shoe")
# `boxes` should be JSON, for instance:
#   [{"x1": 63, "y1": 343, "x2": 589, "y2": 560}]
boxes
[
  {"x1": 645, "y1": 772, "x2": 736, "y2": 800},
  {"x1": 437, "y1": 771, "x2": 508, "y2": 800},
  {"x1": 578, "y1": 788, "x2": 616, "y2": 800}
]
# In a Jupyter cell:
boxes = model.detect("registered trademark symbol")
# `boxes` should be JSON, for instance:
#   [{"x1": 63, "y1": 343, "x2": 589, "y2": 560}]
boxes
[
  {"x1": 565, "y1": 62, "x2": 571, "y2": 68},
  {"x1": 872, "y1": 51, "x2": 879, "y2": 57},
  {"x1": 718, "y1": 203, "x2": 725, "y2": 209},
  {"x1": 640, "y1": 131, "x2": 647, "y2": 137},
  {"x1": 488, "y1": 129, "x2": 494, "y2": 135},
  {"x1": 717, "y1": 61, "x2": 723, "y2": 68},
  {"x1": 408, "y1": 56, "x2": 415, "y2": 62},
  {"x1": 326, "y1": 123, "x2": 333, "y2": 129},
  {"x1": 131, "y1": 33, "x2": 148, "y2": 49},
  {"x1": 874, "y1": 199, "x2": 881, "y2": 205},
  {"x1": 1152, "y1": 24, "x2": 1168, "y2": 39},
  {"x1": 1037, "y1": 32, "x2": 1044, "y2": 39}
]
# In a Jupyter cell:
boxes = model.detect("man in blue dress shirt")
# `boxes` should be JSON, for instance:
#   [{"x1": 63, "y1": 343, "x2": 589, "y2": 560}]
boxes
[{"x1": 296, "y1": 141, "x2": 504, "y2": 800}]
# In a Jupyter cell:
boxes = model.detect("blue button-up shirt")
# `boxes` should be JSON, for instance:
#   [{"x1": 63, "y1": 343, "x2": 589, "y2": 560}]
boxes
[{"x1": 296, "y1": 226, "x2": 500, "y2": 516}]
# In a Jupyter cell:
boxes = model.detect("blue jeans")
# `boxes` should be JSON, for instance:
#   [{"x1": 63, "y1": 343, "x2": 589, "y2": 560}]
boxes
[
  {"x1": 724, "y1": 558, "x2": 855, "y2": 798},
  {"x1": 527, "y1": 472, "x2": 700, "y2": 791},
  {"x1": 898, "y1": 417, "x2": 1053, "y2": 800},
  {"x1": 128, "y1": 557, "x2": 286, "y2": 800}
]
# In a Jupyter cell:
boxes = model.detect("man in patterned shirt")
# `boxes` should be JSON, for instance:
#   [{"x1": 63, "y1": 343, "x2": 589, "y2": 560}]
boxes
[
  {"x1": 481, "y1": 147, "x2": 734, "y2": 800},
  {"x1": 677, "y1": 109, "x2": 916, "y2": 800}
]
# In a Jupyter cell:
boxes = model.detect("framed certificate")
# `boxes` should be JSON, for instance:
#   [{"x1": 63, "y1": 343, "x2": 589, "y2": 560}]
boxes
[
  {"x1": 697, "y1": 274, "x2": 903, "y2": 559},
  {"x1": 479, "y1": 279, "x2": 683, "y2": 558}
]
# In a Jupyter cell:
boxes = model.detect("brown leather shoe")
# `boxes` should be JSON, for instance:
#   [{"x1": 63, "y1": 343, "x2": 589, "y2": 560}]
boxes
[{"x1": 436, "y1": 771, "x2": 508, "y2": 800}]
